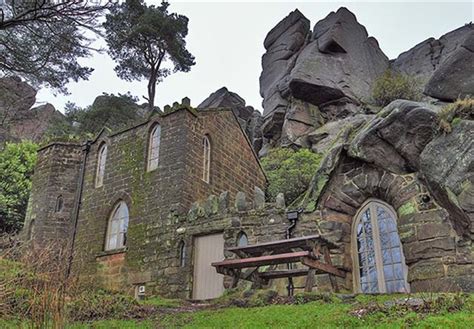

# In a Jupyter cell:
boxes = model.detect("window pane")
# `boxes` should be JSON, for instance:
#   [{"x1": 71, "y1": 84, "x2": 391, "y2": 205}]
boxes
[
  {"x1": 108, "y1": 234, "x2": 117, "y2": 250},
  {"x1": 384, "y1": 265, "x2": 394, "y2": 281},
  {"x1": 106, "y1": 202, "x2": 129, "y2": 250},
  {"x1": 393, "y1": 263, "x2": 404, "y2": 280},
  {"x1": 391, "y1": 248, "x2": 402, "y2": 263},
  {"x1": 389, "y1": 232, "x2": 401, "y2": 247},
  {"x1": 111, "y1": 220, "x2": 119, "y2": 235}
]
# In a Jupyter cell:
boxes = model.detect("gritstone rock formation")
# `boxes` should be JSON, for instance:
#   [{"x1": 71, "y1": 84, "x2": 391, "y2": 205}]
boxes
[
  {"x1": 259, "y1": 8, "x2": 473, "y2": 148},
  {"x1": 198, "y1": 87, "x2": 264, "y2": 153},
  {"x1": 0, "y1": 76, "x2": 65, "y2": 144},
  {"x1": 259, "y1": 7, "x2": 389, "y2": 144},
  {"x1": 393, "y1": 24, "x2": 474, "y2": 101}
]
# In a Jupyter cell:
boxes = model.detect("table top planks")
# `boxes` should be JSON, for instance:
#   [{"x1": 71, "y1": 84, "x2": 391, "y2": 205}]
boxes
[{"x1": 226, "y1": 234, "x2": 336, "y2": 256}]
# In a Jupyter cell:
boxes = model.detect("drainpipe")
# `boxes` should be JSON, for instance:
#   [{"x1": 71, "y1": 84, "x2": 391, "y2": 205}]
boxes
[
  {"x1": 66, "y1": 141, "x2": 91, "y2": 279},
  {"x1": 285, "y1": 208, "x2": 303, "y2": 296}
]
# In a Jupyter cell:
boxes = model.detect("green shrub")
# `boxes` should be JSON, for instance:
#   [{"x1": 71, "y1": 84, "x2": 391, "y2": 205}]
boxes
[
  {"x1": 0, "y1": 141, "x2": 38, "y2": 233},
  {"x1": 438, "y1": 97, "x2": 474, "y2": 133},
  {"x1": 261, "y1": 148, "x2": 323, "y2": 204},
  {"x1": 372, "y1": 70, "x2": 421, "y2": 107}
]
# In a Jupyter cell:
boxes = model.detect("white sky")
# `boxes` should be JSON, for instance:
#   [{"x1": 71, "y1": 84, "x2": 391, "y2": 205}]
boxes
[{"x1": 36, "y1": 1, "x2": 473, "y2": 113}]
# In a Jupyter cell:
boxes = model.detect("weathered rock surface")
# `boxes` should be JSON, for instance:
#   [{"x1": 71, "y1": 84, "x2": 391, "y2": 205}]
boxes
[
  {"x1": 8, "y1": 103, "x2": 65, "y2": 142},
  {"x1": 393, "y1": 24, "x2": 474, "y2": 101},
  {"x1": 199, "y1": 87, "x2": 263, "y2": 153},
  {"x1": 420, "y1": 120, "x2": 474, "y2": 236},
  {"x1": 424, "y1": 30, "x2": 474, "y2": 101},
  {"x1": 288, "y1": 8, "x2": 389, "y2": 106},
  {"x1": 198, "y1": 87, "x2": 254, "y2": 124},
  {"x1": 259, "y1": 9, "x2": 310, "y2": 139},
  {"x1": 308, "y1": 114, "x2": 372, "y2": 153},
  {"x1": 0, "y1": 76, "x2": 64, "y2": 143},
  {"x1": 349, "y1": 100, "x2": 439, "y2": 174},
  {"x1": 259, "y1": 7, "x2": 389, "y2": 143}
]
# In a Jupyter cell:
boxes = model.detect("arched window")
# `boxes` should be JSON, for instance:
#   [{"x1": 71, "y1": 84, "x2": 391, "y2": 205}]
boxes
[
  {"x1": 237, "y1": 232, "x2": 248, "y2": 247},
  {"x1": 202, "y1": 135, "x2": 211, "y2": 183},
  {"x1": 96, "y1": 143, "x2": 107, "y2": 187},
  {"x1": 105, "y1": 201, "x2": 129, "y2": 251},
  {"x1": 179, "y1": 240, "x2": 186, "y2": 267},
  {"x1": 352, "y1": 200, "x2": 410, "y2": 294},
  {"x1": 55, "y1": 195, "x2": 63, "y2": 213},
  {"x1": 147, "y1": 124, "x2": 161, "y2": 171}
]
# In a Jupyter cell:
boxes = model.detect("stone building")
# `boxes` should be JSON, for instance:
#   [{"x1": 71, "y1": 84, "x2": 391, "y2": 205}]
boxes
[
  {"x1": 23, "y1": 98, "x2": 473, "y2": 299},
  {"x1": 23, "y1": 101, "x2": 268, "y2": 299}
]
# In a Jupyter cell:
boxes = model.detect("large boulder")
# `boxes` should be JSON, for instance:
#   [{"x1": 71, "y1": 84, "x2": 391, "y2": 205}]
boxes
[
  {"x1": 259, "y1": 7, "x2": 389, "y2": 143},
  {"x1": 349, "y1": 100, "x2": 439, "y2": 174},
  {"x1": 9, "y1": 103, "x2": 65, "y2": 142},
  {"x1": 198, "y1": 87, "x2": 254, "y2": 124},
  {"x1": 393, "y1": 24, "x2": 474, "y2": 101},
  {"x1": 288, "y1": 7, "x2": 389, "y2": 106},
  {"x1": 424, "y1": 30, "x2": 474, "y2": 101},
  {"x1": 259, "y1": 9, "x2": 311, "y2": 138},
  {"x1": 0, "y1": 76, "x2": 36, "y2": 126},
  {"x1": 420, "y1": 120, "x2": 473, "y2": 237},
  {"x1": 198, "y1": 87, "x2": 263, "y2": 153}
]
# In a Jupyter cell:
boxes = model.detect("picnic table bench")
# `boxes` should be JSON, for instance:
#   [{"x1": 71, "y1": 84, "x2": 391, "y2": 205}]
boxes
[{"x1": 212, "y1": 235, "x2": 347, "y2": 292}]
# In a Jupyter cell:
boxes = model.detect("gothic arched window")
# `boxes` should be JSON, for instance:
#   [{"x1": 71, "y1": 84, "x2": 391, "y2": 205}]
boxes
[
  {"x1": 96, "y1": 143, "x2": 107, "y2": 187},
  {"x1": 237, "y1": 231, "x2": 248, "y2": 247},
  {"x1": 352, "y1": 200, "x2": 410, "y2": 293},
  {"x1": 55, "y1": 195, "x2": 63, "y2": 213},
  {"x1": 105, "y1": 201, "x2": 129, "y2": 251},
  {"x1": 147, "y1": 124, "x2": 161, "y2": 172},
  {"x1": 202, "y1": 135, "x2": 211, "y2": 183}
]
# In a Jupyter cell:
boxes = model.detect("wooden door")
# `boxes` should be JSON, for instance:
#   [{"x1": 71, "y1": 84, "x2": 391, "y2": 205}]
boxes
[{"x1": 193, "y1": 233, "x2": 225, "y2": 299}]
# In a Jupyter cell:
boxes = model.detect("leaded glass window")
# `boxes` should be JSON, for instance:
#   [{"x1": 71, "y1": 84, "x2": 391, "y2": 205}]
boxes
[
  {"x1": 237, "y1": 232, "x2": 248, "y2": 247},
  {"x1": 147, "y1": 124, "x2": 161, "y2": 172},
  {"x1": 105, "y1": 201, "x2": 129, "y2": 251},
  {"x1": 202, "y1": 135, "x2": 211, "y2": 183},
  {"x1": 353, "y1": 200, "x2": 409, "y2": 293},
  {"x1": 96, "y1": 143, "x2": 107, "y2": 187}
]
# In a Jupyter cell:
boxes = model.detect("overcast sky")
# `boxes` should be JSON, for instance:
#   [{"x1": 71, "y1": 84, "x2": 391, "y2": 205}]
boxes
[{"x1": 36, "y1": 1, "x2": 473, "y2": 113}]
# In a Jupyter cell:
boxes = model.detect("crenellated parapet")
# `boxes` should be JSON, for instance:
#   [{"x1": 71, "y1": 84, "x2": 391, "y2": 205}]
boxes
[{"x1": 185, "y1": 187, "x2": 286, "y2": 222}]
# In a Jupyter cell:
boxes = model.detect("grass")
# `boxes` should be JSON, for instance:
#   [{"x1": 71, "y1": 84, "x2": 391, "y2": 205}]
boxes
[
  {"x1": 1, "y1": 263, "x2": 472, "y2": 329},
  {"x1": 159, "y1": 298, "x2": 473, "y2": 328}
]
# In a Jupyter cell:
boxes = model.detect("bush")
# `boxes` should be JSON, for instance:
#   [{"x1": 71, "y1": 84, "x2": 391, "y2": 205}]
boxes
[
  {"x1": 372, "y1": 70, "x2": 421, "y2": 107},
  {"x1": 261, "y1": 148, "x2": 323, "y2": 204},
  {"x1": 438, "y1": 97, "x2": 474, "y2": 133},
  {"x1": 0, "y1": 141, "x2": 38, "y2": 233}
]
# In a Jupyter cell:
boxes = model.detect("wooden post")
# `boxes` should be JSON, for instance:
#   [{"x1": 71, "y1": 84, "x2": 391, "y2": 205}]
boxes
[
  {"x1": 323, "y1": 246, "x2": 339, "y2": 292},
  {"x1": 304, "y1": 268, "x2": 316, "y2": 292}
]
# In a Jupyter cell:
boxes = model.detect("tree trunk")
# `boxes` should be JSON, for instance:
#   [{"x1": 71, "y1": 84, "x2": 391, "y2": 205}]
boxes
[{"x1": 147, "y1": 70, "x2": 157, "y2": 111}]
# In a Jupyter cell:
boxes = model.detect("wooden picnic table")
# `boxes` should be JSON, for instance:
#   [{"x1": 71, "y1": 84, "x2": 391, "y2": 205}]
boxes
[{"x1": 212, "y1": 235, "x2": 346, "y2": 292}]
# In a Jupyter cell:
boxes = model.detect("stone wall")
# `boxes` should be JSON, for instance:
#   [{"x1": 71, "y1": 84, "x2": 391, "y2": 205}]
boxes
[
  {"x1": 314, "y1": 155, "x2": 473, "y2": 292},
  {"x1": 80, "y1": 188, "x2": 323, "y2": 298},
  {"x1": 69, "y1": 106, "x2": 266, "y2": 294},
  {"x1": 22, "y1": 142, "x2": 83, "y2": 247}
]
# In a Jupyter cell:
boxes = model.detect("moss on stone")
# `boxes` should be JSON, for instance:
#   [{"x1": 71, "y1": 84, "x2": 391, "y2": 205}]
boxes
[{"x1": 397, "y1": 201, "x2": 417, "y2": 217}]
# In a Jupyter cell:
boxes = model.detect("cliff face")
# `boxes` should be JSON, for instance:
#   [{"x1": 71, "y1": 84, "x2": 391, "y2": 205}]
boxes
[
  {"x1": 0, "y1": 76, "x2": 65, "y2": 144},
  {"x1": 257, "y1": 7, "x2": 473, "y2": 251},
  {"x1": 259, "y1": 7, "x2": 473, "y2": 149}
]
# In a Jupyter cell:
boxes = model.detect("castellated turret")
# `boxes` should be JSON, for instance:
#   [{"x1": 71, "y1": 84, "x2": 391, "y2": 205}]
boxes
[{"x1": 22, "y1": 142, "x2": 84, "y2": 247}]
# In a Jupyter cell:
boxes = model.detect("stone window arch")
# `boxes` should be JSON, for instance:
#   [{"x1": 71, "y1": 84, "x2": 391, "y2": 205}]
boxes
[
  {"x1": 352, "y1": 199, "x2": 410, "y2": 293},
  {"x1": 202, "y1": 135, "x2": 211, "y2": 183},
  {"x1": 96, "y1": 143, "x2": 107, "y2": 188},
  {"x1": 237, "y1": 231, "x2": 248, "y2": 247},
  {"x1": 105, "y1": 200, "x2": 129, "y2": 251},
  {"x1": 179, "y1": 240, "x2": 186, "y2": 267},
  {"x1": 55, "y1": 195, "x2": 63, "y2": 213},
  {"x1": 147, "y1": 124, "x2": 161, "y2": 172}
]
